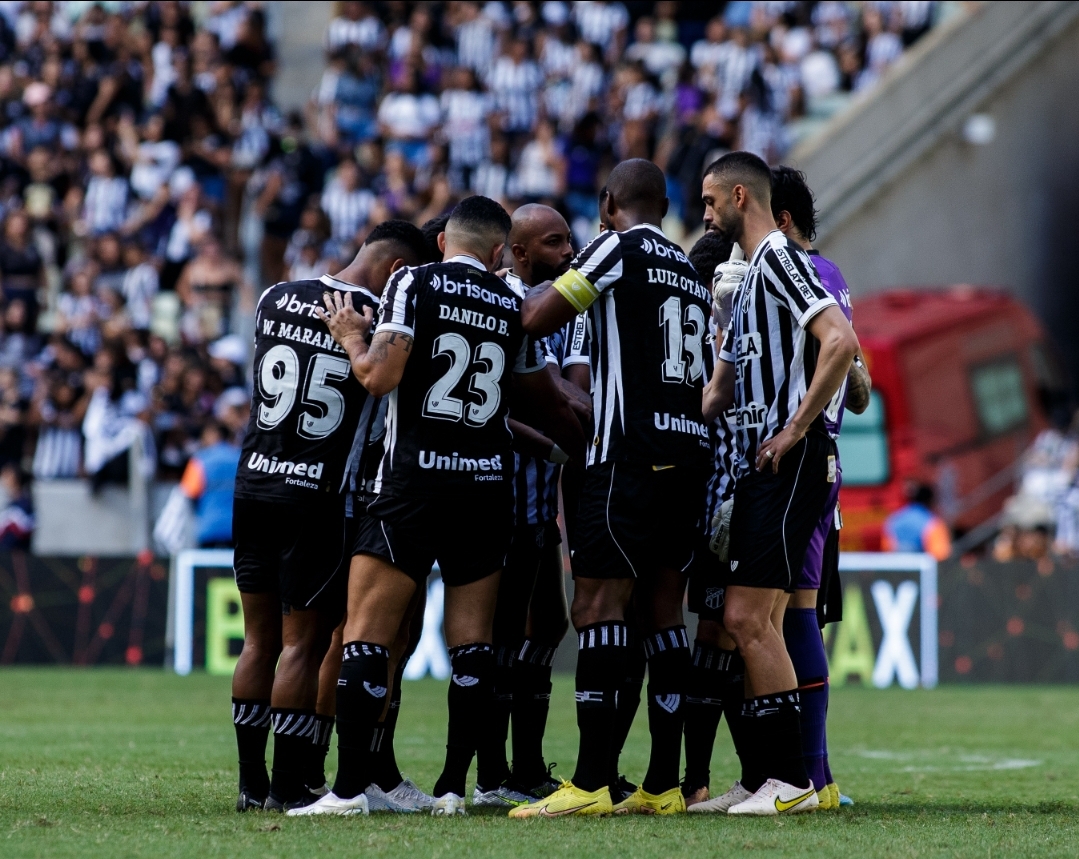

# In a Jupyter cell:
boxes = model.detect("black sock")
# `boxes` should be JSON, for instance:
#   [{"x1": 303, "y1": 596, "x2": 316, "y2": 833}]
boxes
[
  {"x1": 232, "y1": 698, "x2": 271, "y2": 798},
  {"x1": 641, "y1": 626, "x2": 690, "y2": 795},
  {"x1": 308, "y1": 714, "x2": 334, "y2": 791},
  {"x1": 476, "y1": 645, "x2": 514, "y2": 790},
  {"x1": 269, "y1": 708, "x2": 317, "y2": 802},
  {"x1": 572, "y1": 621, "x2": 628, "y2": 792},
  {"x1": 433, "y1": 643, "x2": 494, "y2": 798},
  {"x1": 682, "y1": 643, "x2": 732, "y2": 792},
  {"x1": 752, "y1": 690, "x2": 811, "y2": 789},
  {"x1": 723, "y1": 656, "x2": 763, "y2": 792},
  {"x1": 510, "y1": 639, "x2": 556, "y2": 783},
  {"x1": 332, "y1": 641, "x2": 390, "y2": 800},
  {"x1": 608, "y1": 627, "x2": 645, "y2": 786},
  {"x1": 372, "y1": 675, "x2": 404, "y2": 791}
]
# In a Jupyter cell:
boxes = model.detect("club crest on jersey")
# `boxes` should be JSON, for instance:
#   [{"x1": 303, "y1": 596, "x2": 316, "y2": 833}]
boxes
[
  {"x1": 705, "y1": 588, "x2": 724, "y2": 610},
  {"x1": 640, "y1": 236, "x2": 690, "y2": 265}
]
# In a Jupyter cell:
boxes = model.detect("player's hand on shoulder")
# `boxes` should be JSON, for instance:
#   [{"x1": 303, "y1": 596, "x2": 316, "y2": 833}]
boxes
[{"x1": 318, "y1": 290, "x2": 373, "y2": 346}]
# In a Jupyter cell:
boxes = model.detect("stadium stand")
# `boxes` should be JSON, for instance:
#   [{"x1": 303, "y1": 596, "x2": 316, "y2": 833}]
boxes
[{"x1": 0, "y1": 1, "x2": 940, "y2": 550}]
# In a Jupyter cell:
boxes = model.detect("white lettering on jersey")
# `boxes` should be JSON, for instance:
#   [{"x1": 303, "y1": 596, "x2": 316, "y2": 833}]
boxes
[
  {"x1": 245, "y1": 452, "x2": 324, "y2": 479},
  {"x1": 417, "y1": 450, "x2": 504, "y2": 476},
  {"x1": 275, "y1": 292, "x2": 325, "y2": 319},
  {"x1": 653, "y1": 412, "x2": 710, "y2": 440},
  {"x1": 438, "y1": 304, "x2": 510, "y2": 334},
  {"x1": 431, "y1": 274, "x2": 519, "y2": 310}
]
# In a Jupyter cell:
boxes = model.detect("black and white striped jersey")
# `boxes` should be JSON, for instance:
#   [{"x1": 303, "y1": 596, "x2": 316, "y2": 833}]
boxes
[
  {"x1": 505, "y1": 271, "x2": 564, "y2": 528},
  {"x1": 718, "y1": 230, "x2": 838, "y2": 477},
  {"x1": 236, "y1": 275, "x2": 376, "y2": 503},
  {"x1": 553, "y1": 224, "x2": 711, "y2": 468},
  {"x1": 703, "y1": 318, "x2": 738, "y2": 533},
  {"x1": 373, "y1": 255, "x2": 546, "y2": 500},
  {"x1": 320, "y1": 182, "x2": 375, "y2": 242}
]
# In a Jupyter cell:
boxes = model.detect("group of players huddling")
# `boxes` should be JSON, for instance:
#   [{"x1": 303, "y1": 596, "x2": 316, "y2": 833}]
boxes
[{"x1": 228, "y1": 149, "x2": 871, "y2": 819}]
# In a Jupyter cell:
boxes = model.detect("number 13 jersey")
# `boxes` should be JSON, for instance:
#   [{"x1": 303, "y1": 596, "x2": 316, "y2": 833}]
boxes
[
  {"x1": 552, "y1": 224, "x2": 711, "y2": 467},
  {"x1": 235, "y1": 275, "x2": 377, "y2": 503},
  {"x1": 373, "y1": 253, "x2": 546, "y2": 500}
]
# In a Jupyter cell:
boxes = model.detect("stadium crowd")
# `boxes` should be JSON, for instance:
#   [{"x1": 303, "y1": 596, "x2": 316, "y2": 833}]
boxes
[{"x1": 0, "y1": 0, "x2": 940, "y2": 517}]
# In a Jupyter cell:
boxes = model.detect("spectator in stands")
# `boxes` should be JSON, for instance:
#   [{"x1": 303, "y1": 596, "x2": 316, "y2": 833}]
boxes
[
  {"x1": 179, "y1": 419, "x2": 240, "y2": 549},
  {"x1": 176, "y1": 235, "x2": 250, "y2": 345},
  {"x1": 0, "y1": 210, "x2": 44, "y2": 326},
  {"x1": 0, "y1": 463, "x2": 33, "y2": 550},
  {"x1": 883, "y1": 483, "x2": 953, "y2": 561}
]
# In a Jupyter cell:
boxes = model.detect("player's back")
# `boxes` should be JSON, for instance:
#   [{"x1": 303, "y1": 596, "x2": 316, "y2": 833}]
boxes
[
  {"x1": 236, "y1": 276, "x2": 376, "y2": 502},
  {"x1": 807, "y1": 250, "x2": 853, "y2": 439},
  {"x1": 375, "y1": 254, "x2": 541, "y2": 499},
  {"x1": 579, "y1": 225, "x2": 711, "y2": 467}
]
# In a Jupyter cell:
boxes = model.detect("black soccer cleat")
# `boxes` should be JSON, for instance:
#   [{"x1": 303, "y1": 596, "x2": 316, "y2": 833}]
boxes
[
  {"x1": 237, "y1": 788, "x2": 266, "y2": 812},
  {"x1": 507, "y1": 761, "x2": 561, "y2": 799},
  {"x1": 612, "y1": 775, "x2": 638, "y2": 805},
  {"x1": 264, "y1": 789, "x2": 321, "y2": 813}
]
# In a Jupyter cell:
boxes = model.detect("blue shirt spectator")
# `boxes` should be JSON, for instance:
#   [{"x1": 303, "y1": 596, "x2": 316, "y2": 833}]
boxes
[{"x1": 180, "y1": 423, "x2": 240, "y2": 548}]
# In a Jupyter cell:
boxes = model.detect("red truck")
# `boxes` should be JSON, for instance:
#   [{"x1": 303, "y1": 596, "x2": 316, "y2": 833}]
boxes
[{"x1": 837, "y1": 287, "x2": 1063, "y2": 550}]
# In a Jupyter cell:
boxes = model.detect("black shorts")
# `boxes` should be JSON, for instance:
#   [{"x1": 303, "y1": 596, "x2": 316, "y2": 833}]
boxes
[
  {"x1": 493, "y1": 520, "x2": 562, "y2": 646},
  {"x1": 725, "y1": 432, "x2": 836, "y2": 591},
  {"x1": 232, "y1": 495, "x2": 348, "y2": 617},
  {"x1": 816, "y1": 512, "x2": 843, "y2": 628},
  {"x1": 573, "y1": 461, "x2": 702, "y2": 580},
  {"x1": 688, "y1": 536, "x2": 726, "y2": 621},
  {"x1": 354, "y1": 491, "x2": 514, "y2": 587}
]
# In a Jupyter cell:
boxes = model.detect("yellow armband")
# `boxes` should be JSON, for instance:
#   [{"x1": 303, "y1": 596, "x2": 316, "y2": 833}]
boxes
[{"x1": 553, "y1": 269, "x2": 601, "y2": 313}]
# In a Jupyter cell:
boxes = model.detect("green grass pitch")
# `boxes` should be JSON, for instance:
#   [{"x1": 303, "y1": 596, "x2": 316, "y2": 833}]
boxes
[{"x1": 2, "y1": 669, "x2": 1078, "y2": 858}]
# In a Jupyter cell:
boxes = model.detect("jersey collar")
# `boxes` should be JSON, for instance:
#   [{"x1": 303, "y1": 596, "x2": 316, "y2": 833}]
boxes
[
  {"x1": 319, "y1": 274, "x2": 378, "y2": 304},
  {"x1": 749, "y1": 229, "x2": 785, "y2": 267},
  {"x1": 446, "y1": 253, "x2": 489, "y2": 270},
  {"x1": 625, "y1": 222, "x2": 666, "y2": 237}
]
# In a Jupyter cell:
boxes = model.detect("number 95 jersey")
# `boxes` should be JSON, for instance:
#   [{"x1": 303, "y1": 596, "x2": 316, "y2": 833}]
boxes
[
  {"x1": 235, "y1": 275, "x2": 376, "y2": 502},
  {"x1": 372, "y1": 254, "x2": 546, "y2": 500}
]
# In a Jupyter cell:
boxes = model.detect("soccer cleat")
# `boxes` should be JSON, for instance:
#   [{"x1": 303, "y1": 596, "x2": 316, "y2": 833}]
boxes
[
  {"x1": 473, "y1": 783, "x2": 534, "y2": 808},
  {"x1": 838, "y1": 788, "x2": 854, "y2": 807},
  {"x1": 431, "y1": 793, "x2": 467, "y2": 816},
  {"x1": 507, "y1": 762, "x2": 560, "y2": 799},
  {"x1": 612, "y1": 785, "x2": 686, "y2": 815},
  {"x1": 285, "y1": 791, "x2": 370, "y2": 816},
  {"x1": 264, "y1": 789, "x2": 321, "y2": 813},
  {"x1": 236, "y1": 788, "x2": 265, "y2": 812},
  {"x1": 364, "y1": 783, "x2": 416, "y2": 813},
  {"x1": 612, "y1": 774, "x2": 638, "y2": 804},
  {"x1": 682, "y1": 784, "x2": 709, "y2": 809},
  {"x1": 386, "y1": 778, "x2": 436, "y2": 811},
  {"x1": 508, "y1": 781, "x2": 613, "y2": 818},
  {"x1": 728, "y1": 779, "x2": 819, "y2": 816},
  {"x1": 688, "y1": 781, "x2": 752, "y2": 813},
  {"x1": 816, "y1": 783, "x2": 837, "y2": 810}
]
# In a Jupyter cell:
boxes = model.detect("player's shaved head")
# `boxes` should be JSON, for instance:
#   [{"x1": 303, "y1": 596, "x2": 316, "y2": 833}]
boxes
[
  {"x1": 509, "y1": 204, "x2": 573, "y2": 285},
  {"x1": 605, "y1": 159, "x2": 667, "y2": 225},
  {"x1": 509, "y1": 203, "x2": 567, "y2": 244},
  {"x1": 364, "y1": 219, "x2": 432, "y2": 266},
  {"x1": 444, "y1": 195, "x2": 513, "y2": 270},
  {"x1": 704, "y1": 151, "x2": 772, "y2": 206}
]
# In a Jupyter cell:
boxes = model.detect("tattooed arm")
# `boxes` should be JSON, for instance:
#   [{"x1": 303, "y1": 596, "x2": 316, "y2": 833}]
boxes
[
  {"x1": 317, "y1": 291, "x2": 413, "y2": 397},
  {"x1": 845, "y1": 352, "x2": 872, "y2": 415}
]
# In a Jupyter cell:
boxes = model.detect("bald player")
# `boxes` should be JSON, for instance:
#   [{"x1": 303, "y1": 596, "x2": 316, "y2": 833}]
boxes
[
  {"x1": 474, "y1": 204, "x2": 593, "y2": 806},
  {"x1": 512, "y1": 160, "x2": 711, "y2": 818}
]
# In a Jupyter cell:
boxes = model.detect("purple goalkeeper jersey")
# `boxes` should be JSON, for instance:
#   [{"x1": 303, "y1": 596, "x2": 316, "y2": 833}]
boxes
[{"x1": 807, "y1": 250, "x2": 852, "y2": 440}]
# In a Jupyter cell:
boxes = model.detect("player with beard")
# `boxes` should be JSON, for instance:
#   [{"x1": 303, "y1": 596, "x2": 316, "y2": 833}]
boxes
[
  {"x1": 700, "y1": 152, "x2": 858, "y2": 816},
  {"x1": 473, "y1": 205, "x2": 592, "y2": 806},
  {"x1": 770, "y1": 166, "x2": 869, "y2": 810},
  {"x1": 231, "y1": 220, "x2": 430, "y2": 813},
  {"x1": 290, "y1": 196, "x2": 584, "y2": 817},
  {"x1": 512, "y1": 160, "x2": 711, "y2": 818}
]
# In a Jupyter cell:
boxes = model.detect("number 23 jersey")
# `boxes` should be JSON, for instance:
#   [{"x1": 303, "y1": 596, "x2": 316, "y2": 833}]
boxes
[
  {"x1": 373, "y1": 254, "x2": 546, "y2": 500},
  {"x1": 235, "y1": 275, "x2": 375, "y2": 502}
]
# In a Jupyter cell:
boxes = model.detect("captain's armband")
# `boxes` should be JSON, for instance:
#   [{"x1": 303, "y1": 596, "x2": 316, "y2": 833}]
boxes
[{"x1": 552, "y1": 270, "x2": 601, "y2": 313}]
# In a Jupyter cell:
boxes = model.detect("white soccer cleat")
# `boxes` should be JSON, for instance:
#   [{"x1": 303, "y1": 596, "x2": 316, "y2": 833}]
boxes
[
  {"x1": 364, "y1": 783, "x2": 416, "y2": 813},
  {"x1": 286, "y1": 791, "x2": 370, "y2": 816},
  {"x1": 727, "y1": 779, "x2": 819, "y2": 816},
  {"x1": 386, "y1": 778, "x2": 436, "y2": 812},
  {"x1": 431, "y1": 792, "x2": 467, "y2": 816},
  {"x1": 688, "y1": 781, "x2": 753, "y2": 813},
  {"x1": 472, "y1": 784, "x2": 533, "y2": 808}
]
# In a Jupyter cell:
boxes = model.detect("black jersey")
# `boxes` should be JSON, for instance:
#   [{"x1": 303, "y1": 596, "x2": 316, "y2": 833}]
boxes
[
  {"x1": 372, "y1": 254, "x2": 547, "y2": 500},
  {"x1": 553, "y1": 224, "x2": 711, "y2": 467},
  {"x1": 235, "y1": 275, "x2": 376, "y2": 503}
]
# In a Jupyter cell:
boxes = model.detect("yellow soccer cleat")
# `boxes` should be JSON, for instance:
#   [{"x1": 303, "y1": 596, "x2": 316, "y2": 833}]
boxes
[
  {"x1": 612, "y1": 786, "x2": 686, "y2": 816},
  {"x1": 816, "y1": 783, "x2": 836, "y2": 810},
  {"x1": 508, "y1": 781, "x2": 613, "y2": 819}
]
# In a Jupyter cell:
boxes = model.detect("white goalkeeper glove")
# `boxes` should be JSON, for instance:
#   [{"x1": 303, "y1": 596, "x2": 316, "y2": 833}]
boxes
[{"x1": 712, "y1": 244, "x2": 746, "y2": 333}]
